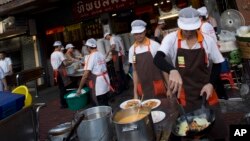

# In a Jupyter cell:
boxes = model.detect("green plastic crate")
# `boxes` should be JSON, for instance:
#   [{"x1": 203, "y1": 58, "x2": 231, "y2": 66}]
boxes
[{"x1": 64, "y1": 87, "x2": 90, "y2": 111}]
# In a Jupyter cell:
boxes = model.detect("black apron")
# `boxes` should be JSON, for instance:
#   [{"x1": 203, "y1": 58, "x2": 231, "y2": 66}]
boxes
[
  {"x1": 175, "y1": 31, "x2": 228, "y2": 140},
  {"x1": 133, "y1": 39, "x2": 166, "y2": 99}
]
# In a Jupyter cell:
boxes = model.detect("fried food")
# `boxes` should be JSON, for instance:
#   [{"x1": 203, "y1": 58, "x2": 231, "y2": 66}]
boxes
[
  {"x1": 143, "y1": 101, "x2": 158, "y2": 109},
  {"x1": 124, "y1": 100, "x2": 139, "y2": 109},
  {"x1": 190, "y1": 117, "x2": 210, "y2": 131}
]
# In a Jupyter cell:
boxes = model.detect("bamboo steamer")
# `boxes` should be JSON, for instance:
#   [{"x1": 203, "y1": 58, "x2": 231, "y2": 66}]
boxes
[{"x1": 236, "y1": 36, "x2": 250, "y2": 59}]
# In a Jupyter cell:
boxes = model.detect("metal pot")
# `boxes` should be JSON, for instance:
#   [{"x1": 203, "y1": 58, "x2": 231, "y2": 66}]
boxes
[
  {"x1": 112, "y1": 106, "x2": 155, "y2": 141},
  {"x1": 48, "y1": 122, "x2": 72, "y2": 141},
  {"x1": 76, "y1": 106, "x2": 113, "y2": 141}
]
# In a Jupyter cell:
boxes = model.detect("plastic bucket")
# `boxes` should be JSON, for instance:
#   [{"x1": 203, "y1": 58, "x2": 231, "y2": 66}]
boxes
[{"x1": 64, "y1": 87, "x2": 89, "y2": 111}]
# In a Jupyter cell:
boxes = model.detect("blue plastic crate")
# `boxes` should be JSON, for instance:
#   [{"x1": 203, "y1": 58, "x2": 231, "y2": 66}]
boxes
[{"x1": 0, "y1": 92, "x2": 25, "y2": 120}]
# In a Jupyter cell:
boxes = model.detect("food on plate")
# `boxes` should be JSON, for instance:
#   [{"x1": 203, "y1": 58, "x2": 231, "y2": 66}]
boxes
[
  {"x1": 118, "y1": 112, "x2": 148, "y2": 124},
  {"x1": 124, "y1": 100, "x2": 140, "y2": 109},
  {"x1": 178, "y1": 121, "x2": 188, "y2": 136},
  {"x1": 190, "y1": 117, "x2": 210, "y2": 131},
  {"x1": 143, "y1": 101, "x2": 158, "y2": 109}
]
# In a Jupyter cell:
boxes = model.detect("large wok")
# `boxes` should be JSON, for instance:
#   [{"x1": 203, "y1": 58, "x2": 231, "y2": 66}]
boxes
[{"x1": 172, "y1": 94, "x2": 215, "y2": 137}]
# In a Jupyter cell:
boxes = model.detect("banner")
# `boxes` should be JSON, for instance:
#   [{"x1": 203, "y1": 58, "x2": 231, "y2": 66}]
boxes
[{"x1": 72, "y1": 0, "x2": 135, "y2": 19}]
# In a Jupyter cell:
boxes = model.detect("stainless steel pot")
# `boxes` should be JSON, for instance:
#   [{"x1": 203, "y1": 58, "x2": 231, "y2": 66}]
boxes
[
  {"x1": 48, "y1": 122, "x2": 72, "y2": 141},
  {"x1": 112, "y1": 107, "x2": 155, "y2": 141},
  {"x1": 76, "y1": 106, "x2": 113, "y2": 141}
]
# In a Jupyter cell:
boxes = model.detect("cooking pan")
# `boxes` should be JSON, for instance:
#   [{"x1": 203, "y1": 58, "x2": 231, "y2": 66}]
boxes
[{"x1": 172, "y1": 94, "x2": 215, "y2": 137}]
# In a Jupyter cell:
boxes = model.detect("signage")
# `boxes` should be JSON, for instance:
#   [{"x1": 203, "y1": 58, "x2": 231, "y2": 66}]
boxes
[
  {"x1": 72, "y1": 0, "x2": 135, "y2": 19},
  {"x1": 46, "y1": 26, "x2": 64, "y2": 35}
]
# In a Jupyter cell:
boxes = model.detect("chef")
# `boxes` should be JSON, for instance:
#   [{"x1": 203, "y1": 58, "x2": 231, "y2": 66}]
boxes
[
  {"x1": 154, "y1": 7, "x2": 227, "y2": 140},
  {"x1": 198, "y1": 6, "x2": 228, "y2": 100},
  {"x1": 76, "y1": 38, "x2": 112, "y2": 106},
  {"x1": 0, "y1": 51, "x2": 13, "y2": 76},
  {"x1": 129, "y1": 19, "x2": 169, "y2": 100},
  {"x1": 50, "y1": 41, "x2": 74, "y2": 108}
]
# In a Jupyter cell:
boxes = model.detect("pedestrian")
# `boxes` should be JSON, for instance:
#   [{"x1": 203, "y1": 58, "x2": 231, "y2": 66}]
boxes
[
  {"x1": 104, "y1": 33, "x2": 128, "y2": 92},
  {"x1": 0, "y1": 67, "x2": 8, "y2": 91},
  {"x1": 129, "y1": 19, "x2": 169, "y2": 100},
  {"x1": 76, "y1": 38, "x2": 112, "y2": 106},
  {"x1": 0, "y1": 51, "x2": 13, "y2": 76},
  {"x1": 198, "y1": 6, "x2": 228, "y2": 99},
  {"x1": 154, "y1": 7, "x2": 228, "y2": 140},
  {"x1": 154, "y1": 19, "x2": 166, "y2": 43},
  {"x1": 50, "y1": 41, "x2": 74, "y2": 109}
]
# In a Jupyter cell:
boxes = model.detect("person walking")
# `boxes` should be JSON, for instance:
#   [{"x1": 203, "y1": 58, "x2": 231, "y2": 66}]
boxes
[
  {"x1": 76, "y1": 38, "x2": 112, "y2": 106},
  {"x1": 154, "y1": 7, "x2": 228, "y2": 140},
  {"x1": 129, "y1": 19, "x2": 168, "y2": 100},
  {"x1": 0, "y1": 51, "x2": 13, "y2": 76}
]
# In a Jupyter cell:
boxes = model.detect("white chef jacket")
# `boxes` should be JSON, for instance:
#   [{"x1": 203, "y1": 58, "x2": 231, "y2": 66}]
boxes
[
  {"x1": 0, "y1": 57, "x2": 12, "y2": 76},
  {"x1": 84, "y1": 51, "x2": 110, "y2": 96},
  {"x1": 110, "y1": 36, "x2": 125, "y2": 56},
  {"x1": 158, "y1": 31, "x2": 224, "y2": 67},
  {"x1": 200, "y1": 22, "x2": 217, "y2": 42},
  {"x1": 129, "y1": 38, "x2": 160, "y2": 64},
  {"x1": 50, "y1": 51, "x2": 66, "y2": 70}
]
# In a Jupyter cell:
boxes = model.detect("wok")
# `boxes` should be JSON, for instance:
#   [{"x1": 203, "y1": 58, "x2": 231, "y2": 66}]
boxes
[{"x1": 172, "y1": 94, "x2": 215, "y2": 137}]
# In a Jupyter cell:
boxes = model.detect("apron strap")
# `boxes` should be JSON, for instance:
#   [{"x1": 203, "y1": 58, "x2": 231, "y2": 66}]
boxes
[{"x1": 96, "y1": 71, "x2": 115, "y2": 92}]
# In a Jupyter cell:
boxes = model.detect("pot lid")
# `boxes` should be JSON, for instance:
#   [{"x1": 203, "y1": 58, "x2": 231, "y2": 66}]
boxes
[{"x1": 48, "y1": 122, "x2": 72, "y2": 135}]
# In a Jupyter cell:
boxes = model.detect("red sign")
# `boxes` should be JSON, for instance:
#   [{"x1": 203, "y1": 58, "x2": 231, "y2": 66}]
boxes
[{"x1": 72, "y1": 0, "x2": 135, "y2": 19}]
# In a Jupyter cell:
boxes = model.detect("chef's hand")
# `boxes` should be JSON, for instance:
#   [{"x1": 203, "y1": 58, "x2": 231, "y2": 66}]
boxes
[
  {"x1": 169, "y1": 70, "x2": 182, "y2": 98},
  {"x1": 200, "y1": 83, "x2": 214, "y2": 100},
  {"x1": 76, "y1": 89, "x2": 81, "y2": 96}
]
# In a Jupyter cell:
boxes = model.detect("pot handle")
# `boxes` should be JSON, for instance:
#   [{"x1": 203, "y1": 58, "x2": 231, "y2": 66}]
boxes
[{"x1": 122, "y1": 125, "x2": 138, "y2": 132}]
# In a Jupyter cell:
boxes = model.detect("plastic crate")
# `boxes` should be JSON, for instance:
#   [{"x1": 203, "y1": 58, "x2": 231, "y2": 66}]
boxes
[
  {"x1": 64, "y1": 87, "x2": 89, "y2": 111},
  {"x1": 0, "y1": 92, "x2": 25, "y2": 120}
]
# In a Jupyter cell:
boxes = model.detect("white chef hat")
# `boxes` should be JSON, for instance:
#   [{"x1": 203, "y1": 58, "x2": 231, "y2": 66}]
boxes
[
  {"x1": 197, "y1": 6, "x2": 208, "y2": 18},
  {"x1": 53, "y1": 41, "x2": 62, "y2": 46},
  {"x1": 85, "y1": 38, "x2": 97, "y2": 48},
  {"x1": 158, "y1": 19, "x2": 165, "y2": 24},
  {"x1": 177, "y1": 7, "x2": 201, "y2": 30},
  {"x1": 104, "y1": 32, "x2": 110, "y2": 38},
  {"x1": 131, "y1": 20, "x2": 147, "y2": 34},
  {"x1": 65, "y1": 43, "x2": 75, "y2": 49}
]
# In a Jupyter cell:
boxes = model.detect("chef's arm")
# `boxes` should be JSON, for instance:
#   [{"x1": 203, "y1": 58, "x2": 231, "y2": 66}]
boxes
[
  {"x1": 154, "y1": 51, "x2": 183, "y2": 96},
  {"x1": 77, "y1": 70, "x2": 90, "y2": 95},
  {"x1": 153, "y1": 51, "x2": 175, "y2": 73},
  {"x1": 132, "y1": 64, "x2": 139, "y2": 99}
]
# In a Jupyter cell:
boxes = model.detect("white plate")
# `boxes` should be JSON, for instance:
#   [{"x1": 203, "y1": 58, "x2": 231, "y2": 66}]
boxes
[
  {"x1": 76, "y1": 69, "x2": 84, "y2": 72},
  {"x1": 141, "y1": 99, "x2": 161, "y2": 109},
  {"x1": 151, "y1": 111, "x2": 166, "y2": 123},
  {"x1": 120, "y1": 99, "x2": 141, "y2": 109}
]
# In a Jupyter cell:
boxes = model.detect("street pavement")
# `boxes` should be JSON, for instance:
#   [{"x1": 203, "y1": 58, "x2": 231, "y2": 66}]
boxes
[{"x1": 30, "y1": 82, "x2": 250, "y2": 141}]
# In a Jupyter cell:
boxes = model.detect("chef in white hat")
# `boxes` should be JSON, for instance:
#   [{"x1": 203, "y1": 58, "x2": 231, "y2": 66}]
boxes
[
  {"x1": 154, "y1": 7, "x2": 227, "y2": 140},
  {"x1": 104, "y1": 32, "x2": 127, "y2": 92},
  {"x1": 65, "y1": 43, "x2": 82, "y2": 62},
  {"x1": 76, "y1": 38, "x2": 113, "y2": 106},
  {"x1": 197, "y1": 6, "x2": 217, "y2": 42},
  {"x1": 129, "y1": 19, "x2": 169, "y2": 100},
  {"x1": 50, "y1": 40, "x2": 73, "y2": 108},
  {"x1": 197, "y1": 6, "x2": 217, "y2": 32},
  {"x1": 154, "y1": 19, "x2": 166, "y2": 43}
]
